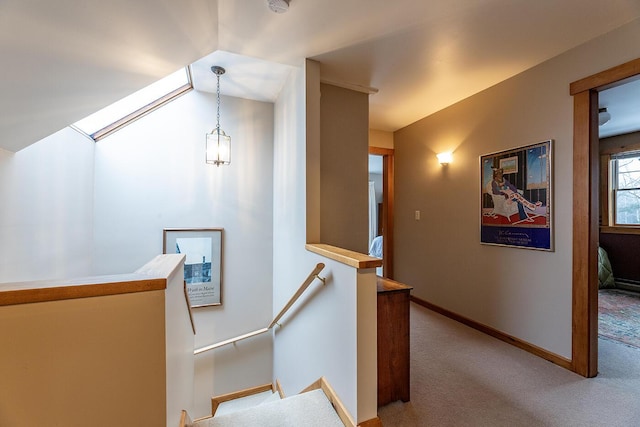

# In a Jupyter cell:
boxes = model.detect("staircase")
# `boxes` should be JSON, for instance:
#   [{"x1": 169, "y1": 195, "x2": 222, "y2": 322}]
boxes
[{"x1": 180, "y1": 377, "x2": 353, "y2": 427}]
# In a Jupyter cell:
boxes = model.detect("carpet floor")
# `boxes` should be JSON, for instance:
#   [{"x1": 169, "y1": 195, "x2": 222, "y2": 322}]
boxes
[
  {"x1": 598, "y1": 288, "x2": 640, "y2": 349},
  {"x1": 378, "y1": 302, "x2": 640, "y2": 427}
]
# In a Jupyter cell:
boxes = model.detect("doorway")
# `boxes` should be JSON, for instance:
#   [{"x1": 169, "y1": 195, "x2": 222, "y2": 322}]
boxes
[
  {"x1": 597, "y1": 81, "x2": 640, "y2": 352},
  {"x1": 369, "y1": 147, "x2": 395, "y2": 278},
  {"x1": 571, "y1": 58, "x2": 640, "y2": 377}
]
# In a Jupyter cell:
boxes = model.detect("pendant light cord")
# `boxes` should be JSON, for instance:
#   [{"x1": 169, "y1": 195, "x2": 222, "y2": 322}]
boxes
[{"x1": 216, "y1": 73, "x2": 221, "y2": 134}]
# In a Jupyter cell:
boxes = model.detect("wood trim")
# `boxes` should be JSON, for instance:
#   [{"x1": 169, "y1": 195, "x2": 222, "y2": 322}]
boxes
[
  {"x1": 369, "y1": 147, "x2": 395, "y2": 279},
  {"x1": 600, "y1": 225, "x2": 640, "y2": 235},
  {"x1": 302, "y1": 376, "x2": 356, "y2": 427},
  {"x1": 179, "y1": 409, "x2": 192, "y2": 427},
  {"x1": 571, "y1": 90, "x2": 599, "y2": 377},
  {"x1": 183, "y1": 281, "x2": 196, "y2": 335},
  {"x1": 358, "y1": 417, "x2": 383, "y2": 427},
  {"x1": 134, "y1": 253, "x2": 185, "y2": 279},
  {"x1": 599, "y1": 154, "x2": 610, "y2": 226},
  {"x1": 384, "y1": 149, "x2": 395, "y2": 279},
  {"x1": 269, "y1": 263, "x2": 325, "y2": 328},
  {"x1": 570, "y1": 58, "x2": 640, "y2": 378},
  {"x1": 275, "y1": 379, "x2": 285, "y2": 399},
  {"x1": 194, "y1": 328, "x2": 270, "y2": 355},
  {"x1": 376, "y1": 275, "x2": 412, "y2": 293},
  {"x1": 210, "y1": 383, "x2": 275, "y2": 416},
  {"x1": 410, "y1": 296, "x2": 572, "y2": 370},
  {"x1": 368, "y1": 147, "x2": 392, "y2": 156},
  {"x1": 306, "y1": 243, "x2": 382, "y2": 269},
  {"x1": 0, "y1": 254, "x2": 186, "y2": 307},
  {"x1": 570, "y1": 58, "x2": 640, "y2": 95},
  {"x1": 0, "y1": 277, "x2": 166, "y2": 307},
  {"x1": 599, "y1": 135, "x2": 640, "y2": 155}
]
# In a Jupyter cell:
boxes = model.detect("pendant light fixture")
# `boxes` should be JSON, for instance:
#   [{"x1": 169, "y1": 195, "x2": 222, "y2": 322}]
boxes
[
  {"x1": 206, "y1": 65, "x2": 231, "y2": 166},
  {"x1": 598, "y1": 107, "x2": 611, "y2": 126}
]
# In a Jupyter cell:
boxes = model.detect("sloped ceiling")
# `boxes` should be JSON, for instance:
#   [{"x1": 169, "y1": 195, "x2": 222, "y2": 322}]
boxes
[
  {"x1": 0, "y1": 0, "x2": 219, "y2": 152},
  {"x1": 2, "y1": 0, "x2": 640, "y2": 152}
]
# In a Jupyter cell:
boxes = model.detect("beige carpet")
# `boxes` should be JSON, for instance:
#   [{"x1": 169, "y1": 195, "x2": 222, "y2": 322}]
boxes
[
  {"x1": 378, "y1": 303, "x2": 640, "y2": 426},
  {"x1": 195, "y1": 389, "x2": 344, "y2": 427}
]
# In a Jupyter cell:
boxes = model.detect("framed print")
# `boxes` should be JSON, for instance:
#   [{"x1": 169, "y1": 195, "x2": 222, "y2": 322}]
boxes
[
  {"x1": 499, "y1": 156, "x2": 519, "y2": 174},
  {"x1": 163, "y1": 228, "x2": 223, "y2": 307},
  {"x1": 480, "y1": 140, "x2": 553, "y2": 251}
]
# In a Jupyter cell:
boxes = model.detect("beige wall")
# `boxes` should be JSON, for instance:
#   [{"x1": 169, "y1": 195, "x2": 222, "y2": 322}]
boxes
[
  {"x1": 320, "y1": 83, "x2": 370, "y2": 253},
  {"x1": 0, "y1": 291, "x2": 167, "y2": 427},
  {"x1": 394, "y1": 18, "x2": 640, "y2": 360},
  {"x1": 369, "y1": 129, "x2": 394, "y2": 149},
  {"x1": 0, "y1": 255, "x2": 193, "y2": 427}
]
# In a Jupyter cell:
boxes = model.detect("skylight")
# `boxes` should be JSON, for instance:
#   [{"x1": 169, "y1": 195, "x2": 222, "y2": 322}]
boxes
[{"x1": 72, "y1": 67, "x2": 192, "y2": 141}]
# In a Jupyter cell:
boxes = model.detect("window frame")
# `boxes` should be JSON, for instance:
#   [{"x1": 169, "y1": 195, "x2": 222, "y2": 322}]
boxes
[
  {"x1": 71, "y1": 67, "x2": 193, "y2": 142},
  {"x1": 600, "y1": 145, "x2": 640, "y2": 233},
  {"x1": 611, "y1": 152, "x2": 640, "y2": 226}
]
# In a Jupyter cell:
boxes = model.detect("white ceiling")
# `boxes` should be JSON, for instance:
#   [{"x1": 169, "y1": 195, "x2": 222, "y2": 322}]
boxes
[
  {"x1": 2, "y1": 0, "x2": 640, "y2": 152},
  {"x1": 599, "y1": 77, "x2": 640, "y2": 139}
]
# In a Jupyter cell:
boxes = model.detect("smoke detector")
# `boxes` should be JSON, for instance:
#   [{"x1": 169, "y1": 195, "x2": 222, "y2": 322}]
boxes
[{"x1": 267, "y1": 0, "x2": 289, "y2": 13}]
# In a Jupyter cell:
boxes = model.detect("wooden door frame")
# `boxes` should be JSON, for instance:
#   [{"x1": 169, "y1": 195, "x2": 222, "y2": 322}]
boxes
[
  {"x1": 570, "y1": 58, "x2": 640, "y2": 377},
  {"x1": 369, "y1": 147, "x2": 395, "y2": 278}
]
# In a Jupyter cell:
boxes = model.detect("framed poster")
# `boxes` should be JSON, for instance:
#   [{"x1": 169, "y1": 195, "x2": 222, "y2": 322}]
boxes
[
  {"x1": 163, "y1": 228, "x2": 223, "y2": 307},
  {"x1": 480, "y1": 140, "x2": 553, "y2": 251}
]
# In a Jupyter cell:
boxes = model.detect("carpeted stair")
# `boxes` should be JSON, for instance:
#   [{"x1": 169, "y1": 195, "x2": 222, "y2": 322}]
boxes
[
  {"x1": 193, "y1": 388, "x2": 344, "y2": 427},
  {"x1": 180, "y1": 378, "x2": 351, "y2": 427}
]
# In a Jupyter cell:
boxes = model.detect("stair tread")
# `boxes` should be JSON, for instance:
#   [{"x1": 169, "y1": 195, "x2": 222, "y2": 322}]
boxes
[
  {"x1": 215, "y1": 390, "x2": 275, "y2": 416},
  {"x1": 196, "y1": 389, "x2": 344, "y2": 427}
]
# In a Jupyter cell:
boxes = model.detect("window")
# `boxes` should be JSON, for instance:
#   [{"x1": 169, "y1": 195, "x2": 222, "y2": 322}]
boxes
[
  {"x1": 72, "y1": 67, "x2": 192, "y2": 141},
  {"x1": 612, "y1": 151, "x2": 640, "y2": 225}
]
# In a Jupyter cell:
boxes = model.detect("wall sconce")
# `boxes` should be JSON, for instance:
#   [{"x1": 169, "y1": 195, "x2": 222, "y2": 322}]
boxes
[
  {"x1": 437, "y1": 152, "x2": 453, "y2": 165},
  {"x1": 206, "y1": 66, "x2": 231, "y2": 166}
]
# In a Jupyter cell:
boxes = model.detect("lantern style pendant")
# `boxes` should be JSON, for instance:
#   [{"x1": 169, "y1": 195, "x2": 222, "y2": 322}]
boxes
[{"x1": 206, "y1": 66, "x2": 231, "y2": 166}]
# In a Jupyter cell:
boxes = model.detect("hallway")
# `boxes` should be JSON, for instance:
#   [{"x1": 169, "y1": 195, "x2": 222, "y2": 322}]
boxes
[{"x1": 379, "y1": 303, "x2": 640, "y2": 426}]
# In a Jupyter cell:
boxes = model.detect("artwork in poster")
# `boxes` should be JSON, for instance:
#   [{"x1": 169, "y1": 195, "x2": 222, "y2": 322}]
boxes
[
  {"x1": 163, "y1": 228, "x2": 223, "y2": 307},
  {"x1": 480, "y1": 140, "x2": 553, "y2": 251}
]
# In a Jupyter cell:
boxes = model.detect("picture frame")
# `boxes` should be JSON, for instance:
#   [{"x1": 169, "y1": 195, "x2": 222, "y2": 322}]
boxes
[
  {"x1": 163, "y1": 228, "x2": 223, "y2": 307},
  {"x1": 499, "y1": 156, "x2": 519, "y2": 174},
  {"x1": 480, "y1": 140, "x2": 553, "y2": 251}
]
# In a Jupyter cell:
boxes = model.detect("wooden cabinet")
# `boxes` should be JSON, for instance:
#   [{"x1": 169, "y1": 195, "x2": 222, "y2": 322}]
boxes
[{"x1": 377, "y1": 276, "x2": 412, "y2": 407}]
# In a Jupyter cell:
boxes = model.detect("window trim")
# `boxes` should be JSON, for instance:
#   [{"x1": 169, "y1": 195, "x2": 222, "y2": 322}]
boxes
[
  {"x1": 601, "y1": 147, "x2": 640, "y2": 231},
  {"x1": 71, "y1": 67, "x2": 193, "y2": 142},
  {"x1": 611, "y1": 152, "x2": 640, "y2": 227}
]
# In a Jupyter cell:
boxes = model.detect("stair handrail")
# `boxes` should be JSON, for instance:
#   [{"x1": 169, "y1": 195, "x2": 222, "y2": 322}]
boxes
[{"x1": 194, "y1": 263, "x2": 325, "y2": 355}]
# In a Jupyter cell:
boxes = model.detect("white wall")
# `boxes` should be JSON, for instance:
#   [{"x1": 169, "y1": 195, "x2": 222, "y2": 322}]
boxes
[
  {"x1": 272, "y1": 60, "x2": 377, "y2": 424},
  {"x1": 0, "y1": 128, "x2": 94, "y2": 283},
  {"x1": 394, "y1": 18, "x2": 640, "y2": 360},
  {"x1": 91, "y1": 89, "x2": 275, "y2": 417},
  {"x1": 161, "y1": 256, "x2": 195, "y2": 427}
]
